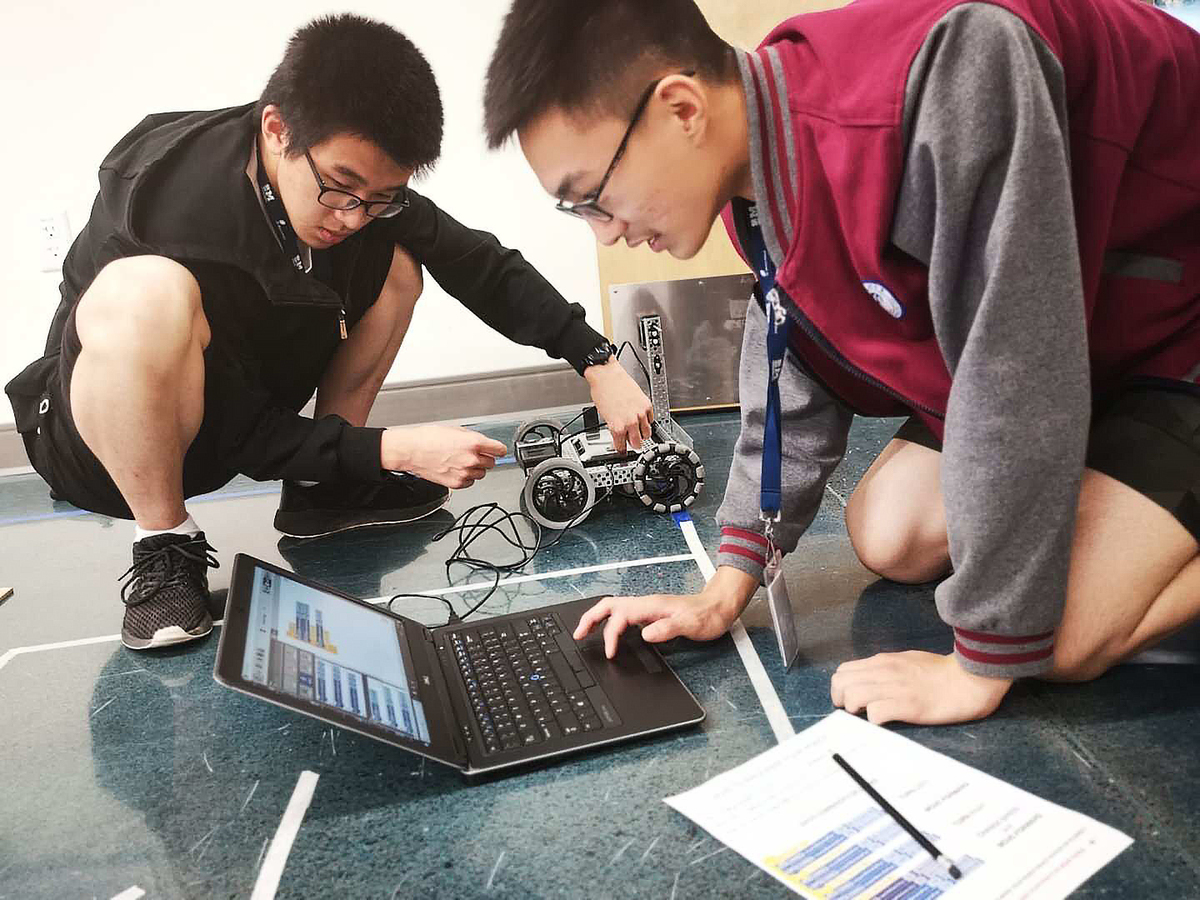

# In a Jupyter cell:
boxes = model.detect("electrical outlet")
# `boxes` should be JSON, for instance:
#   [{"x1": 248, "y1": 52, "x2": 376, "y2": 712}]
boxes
[{"x1": 38, "y1": 212, "x2": 71, "y2": 274}]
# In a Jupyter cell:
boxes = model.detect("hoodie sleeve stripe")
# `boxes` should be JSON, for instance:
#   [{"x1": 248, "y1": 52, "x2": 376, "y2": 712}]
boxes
[
  {"x1": 722, "y1": 527, "x2": 770, "y2": 548},
  {"x1": 718, "y1": 544, "x2": 768, "y2": 567}
]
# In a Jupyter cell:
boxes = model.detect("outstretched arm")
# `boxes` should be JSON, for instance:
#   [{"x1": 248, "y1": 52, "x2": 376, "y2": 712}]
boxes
[{"x1": 831, "y1": 4, "x2": 1088, "y2": 724}]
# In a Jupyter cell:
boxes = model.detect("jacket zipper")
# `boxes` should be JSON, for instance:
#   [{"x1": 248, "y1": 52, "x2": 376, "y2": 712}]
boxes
[
  {"x1": 338, "y1": 308, "x2": 348, "y2": 340},
  {"x1": 785, "y1": 300, "x2": 944, "y2": 420}
]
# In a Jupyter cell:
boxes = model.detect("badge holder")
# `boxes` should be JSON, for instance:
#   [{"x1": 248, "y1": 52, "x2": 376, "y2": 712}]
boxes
[
  {"x1": 762, "y1": 515, "x2": 800, "y2": 670},
  {"x1": 745, "y1": 195, "x2": 800, "y2": 671}
]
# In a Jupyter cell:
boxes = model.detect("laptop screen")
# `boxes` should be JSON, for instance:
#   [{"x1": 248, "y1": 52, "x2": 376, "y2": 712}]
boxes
[{"x1": 241, "y1": 564, "x2": 432, "y2": 746}]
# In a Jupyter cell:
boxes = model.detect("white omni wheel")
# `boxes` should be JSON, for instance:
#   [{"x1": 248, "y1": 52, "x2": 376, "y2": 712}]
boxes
[
  {"x1": 521, "y1": 457, "x2": 596, "y2": 530},
  {"x1": 631, "y1": 442, "x2": 704, "y2": 514}
]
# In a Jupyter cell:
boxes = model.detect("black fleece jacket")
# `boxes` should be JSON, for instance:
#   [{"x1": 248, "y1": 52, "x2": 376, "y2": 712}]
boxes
[{"x1": 26, "y1": 104, "x2": 604, "y2": 484}]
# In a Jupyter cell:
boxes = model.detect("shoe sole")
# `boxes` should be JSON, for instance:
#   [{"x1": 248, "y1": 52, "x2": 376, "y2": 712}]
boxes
[
  {"x1": 122, "y1": 614, "x2": 214, "y2": 651},
  {"x1": 273, "y1": 493, "x2": 451, "y2": 539}
]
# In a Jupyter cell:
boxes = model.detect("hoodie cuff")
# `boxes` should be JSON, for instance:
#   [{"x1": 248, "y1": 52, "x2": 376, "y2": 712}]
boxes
[
  {"x1": 558, "y1": 318, "x2": 609, "y2": 375},
  {"x1": 953, "y1": 627, "x2": 1055, "y2": 679},
  {"x1": 338, "y1": 425, "x2": 387, "y2": 483},
  {"x1": 716, "y1": 526, "x2": 770, "y2": 584}
]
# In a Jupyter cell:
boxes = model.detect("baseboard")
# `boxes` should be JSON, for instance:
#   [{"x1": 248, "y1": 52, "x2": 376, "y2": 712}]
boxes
[
  {"x1": 0, "y1": 429, "x2": 29, "y2": 472},
  {"x1": 359, "y1": 364, "x2": 591, "y2": 429},
  {"x1": 0, "y1": 364, "x2": 592, "y2": 473}
]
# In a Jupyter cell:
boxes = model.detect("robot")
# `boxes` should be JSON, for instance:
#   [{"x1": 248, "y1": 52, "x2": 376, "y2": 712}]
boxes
[{"x1": 514, "y1": 314, "x2": 704, "y2": 530}]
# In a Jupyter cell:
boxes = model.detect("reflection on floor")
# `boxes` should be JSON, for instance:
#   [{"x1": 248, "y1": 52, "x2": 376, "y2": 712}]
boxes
[{"x1": 1, "y1": 410, "x2": 1197, "y2": 898}]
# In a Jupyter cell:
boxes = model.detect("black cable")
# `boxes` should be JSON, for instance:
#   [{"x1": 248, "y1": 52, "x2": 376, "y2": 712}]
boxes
[
  {"x1": 557, "y1": 408, "x2": 586, "y2": 433},
  {"x1": 454, "y1": 569, "x2": 504, "y2": 624},
  {"x1": 532, "y1": 487, "x2": 611, "y2": 553},
  {"x1": 436, "y1": 505, "x2": 538, "y2": 580},
  {"x1": 457, "y1": 492, "x2": 611, "y2": 621},
  {"x1": 406, "y1": 363, "x2": 654, "y2": 626},
  {"x1": 417, "y1": 488, "x2": 612, "y2": 625},
  {"x1": 436, "y1": 502, "x2": 543, "y2": 623},
  {"x1": 616, "y1": 340, "x2": 652, "y2": 385},
  {"x1": 548, "y1": 409, "x2": 584, "y2": 455},
  {"x1": 385, "y1": 591, "x2": 458, "y2": 622}
]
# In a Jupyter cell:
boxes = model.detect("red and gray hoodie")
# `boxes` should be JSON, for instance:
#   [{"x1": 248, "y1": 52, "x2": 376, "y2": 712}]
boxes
[{"x1": 714, "y1": 0, "x2": 1200, "y2": 677}]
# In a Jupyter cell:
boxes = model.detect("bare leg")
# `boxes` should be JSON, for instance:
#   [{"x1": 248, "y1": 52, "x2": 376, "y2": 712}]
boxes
[
  {"x1": 70, "y1": 256, "x2": 209, "y2": 529},
  {"x1": 845, "y1": 442, "x2": 1200, "y2": 679},
  {"x1": 1047, "y1": 469, "x2": 1200, "y2": 680},
  {"x1": 315, "y1": 245, "x2": 423, "y2": 426}
]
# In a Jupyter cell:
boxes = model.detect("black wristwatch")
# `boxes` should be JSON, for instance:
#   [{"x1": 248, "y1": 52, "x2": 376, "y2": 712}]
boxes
[{"x1": 580, "y1": 341, "x2": 619, "y2": 373}]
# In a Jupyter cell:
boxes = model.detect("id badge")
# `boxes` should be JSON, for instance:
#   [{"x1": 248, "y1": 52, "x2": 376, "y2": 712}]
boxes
[{"x1": 765, "y1": 548, "x2": 800, "y2": 670}]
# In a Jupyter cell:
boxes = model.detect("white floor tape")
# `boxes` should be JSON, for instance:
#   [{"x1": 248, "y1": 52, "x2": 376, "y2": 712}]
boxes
[
  {"x1": 250, "y1": 770, "x2": 320, "y2": 900},
  {"x1": 675, "y1": 516, "x2": 794, "y2": 743},
  {"x1": 0, "y1": 633, "x2": 124, "y2": 673},
  {"x1": 362, "y1": 552, "x2": 695, "y2": 604},
  {"x1": 0, "y1": 555, "x2": 696, "y2": 673}
]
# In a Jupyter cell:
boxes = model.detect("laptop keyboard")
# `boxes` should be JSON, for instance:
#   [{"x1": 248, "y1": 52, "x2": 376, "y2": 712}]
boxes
[{"x1": 449, "y1": 613, "x2": 618, "y2": 755}]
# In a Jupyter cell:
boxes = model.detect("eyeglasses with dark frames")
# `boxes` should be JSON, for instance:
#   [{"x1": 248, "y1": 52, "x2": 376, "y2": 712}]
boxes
[
  {"x1": 555, "y1": 71, "x2": 695, "y2": 223},
  {"x1": 303, "y1": 150, "x2": 411, "y2": 219}
]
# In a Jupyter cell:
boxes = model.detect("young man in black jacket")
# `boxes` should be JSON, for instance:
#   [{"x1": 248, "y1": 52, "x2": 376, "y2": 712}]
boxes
[{"x1": 4, "y1": 14, "x2": 650, "y2": 651}]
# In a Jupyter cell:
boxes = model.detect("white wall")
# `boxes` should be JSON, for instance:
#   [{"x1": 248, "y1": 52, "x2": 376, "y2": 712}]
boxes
[{"x1": 0, "y1": 0, "x2": 603, "y2": 427}]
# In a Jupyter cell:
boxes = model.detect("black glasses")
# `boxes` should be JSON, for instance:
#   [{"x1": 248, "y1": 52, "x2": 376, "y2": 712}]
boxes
[
  {"x1": 556, "y1": 71, "x2": 694, "y2": 223},
  {"x1": 304, "y1": 150, "x2": 410, "y2": 219}
]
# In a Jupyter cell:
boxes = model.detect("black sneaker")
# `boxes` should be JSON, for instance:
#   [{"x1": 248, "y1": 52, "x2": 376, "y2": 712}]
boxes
[
  {"x1": 119, "y1": 533, "x2": 218, "y2": 650},
  {"x1": 273, "y1": 474, "x2": 451, "y2": 538}
]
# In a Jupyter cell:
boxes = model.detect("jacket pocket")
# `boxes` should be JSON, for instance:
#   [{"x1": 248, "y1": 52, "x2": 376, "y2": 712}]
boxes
[{"x1": 1102, "y1": 251, "x2": 1184, "y2": 284}]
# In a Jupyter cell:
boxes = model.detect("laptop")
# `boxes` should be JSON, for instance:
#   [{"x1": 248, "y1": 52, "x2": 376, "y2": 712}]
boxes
[{"x1": 214, "y1": 554, "x2": 706, "y2": 776}]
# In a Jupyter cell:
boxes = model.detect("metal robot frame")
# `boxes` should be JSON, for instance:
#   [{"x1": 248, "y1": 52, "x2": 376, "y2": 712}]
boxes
[{"x1": 513, "y1": 314, "x2": 705, "y2": 530}]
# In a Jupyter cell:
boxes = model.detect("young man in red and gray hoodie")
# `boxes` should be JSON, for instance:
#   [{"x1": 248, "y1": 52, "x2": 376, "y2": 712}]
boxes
[{"x1": 482, "y1": 0, "x2": 1200, "y2": 725}]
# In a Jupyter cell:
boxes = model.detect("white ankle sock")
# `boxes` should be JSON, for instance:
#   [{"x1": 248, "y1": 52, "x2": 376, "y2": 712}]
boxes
[{"x1": 135, "y1": 514, "x2": 201, "y2": 543}]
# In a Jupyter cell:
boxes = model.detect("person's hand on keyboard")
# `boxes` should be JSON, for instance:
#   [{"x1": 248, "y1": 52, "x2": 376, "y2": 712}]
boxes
[{"x1": 573, "y1": 566, "x2": 760, "y2": 658}]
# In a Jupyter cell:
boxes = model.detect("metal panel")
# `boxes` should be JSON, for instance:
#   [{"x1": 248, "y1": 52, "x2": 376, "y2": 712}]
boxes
[{"x1": 608, "y1": 273, "x2": 753, "y2": 412}]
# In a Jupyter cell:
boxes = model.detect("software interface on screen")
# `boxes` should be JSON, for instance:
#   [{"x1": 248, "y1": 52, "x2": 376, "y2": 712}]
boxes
[{"x1": 242, "y1": 566, "x2": 431, "y2": 745}]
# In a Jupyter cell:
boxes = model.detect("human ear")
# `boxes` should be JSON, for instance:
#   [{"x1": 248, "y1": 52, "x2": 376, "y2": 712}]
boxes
[
  {"x1": 658, "y1": 75, "x2": 708, "y2": 143},
  {"x1": 260, "y1": 104, "x2": 291, "y2": 157}
]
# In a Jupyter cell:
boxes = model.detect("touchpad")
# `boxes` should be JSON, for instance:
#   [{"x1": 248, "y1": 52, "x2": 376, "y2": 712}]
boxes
[
  {"x1": 577, "y1": 634, "x2": 663, "y2": 675},
  {"x1": 576, "y1": 635, "x2": 608, "y2": 665},
  {"x1": 634, "y1": 645, "x2": 663, "y2": 674}
]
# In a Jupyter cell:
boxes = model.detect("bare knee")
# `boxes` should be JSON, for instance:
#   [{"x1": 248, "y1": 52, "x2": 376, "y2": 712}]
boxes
[
  {"x1": 1045, "y1": 640, "x2": 1111, "y2": 683},
  {"x1": 845, "y1": 438, "x2": 950, "y2": 583},
  {"x1": 1048, "y1": 597, "x2": 1149, "y2": 683},
  {"x1": 846, "y1": 490, "x2": 951, "y2": 583},
  {"x1": 75, "y1": 256, "x2": 208, "y2": 356}
]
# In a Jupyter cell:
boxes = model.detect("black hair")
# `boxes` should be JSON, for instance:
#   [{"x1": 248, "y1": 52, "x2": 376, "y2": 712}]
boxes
[
  {"x1": 258, "y1": 14, "x2": 443, "y2": 174},
  {"x1": 484, "y1": 0, "x2": 735, "y2": 149}
]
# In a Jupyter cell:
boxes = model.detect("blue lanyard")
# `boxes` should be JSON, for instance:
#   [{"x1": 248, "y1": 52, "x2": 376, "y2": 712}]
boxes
[{"x1": 742, "y1": 204, "x2": 789, "y2": 525}]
